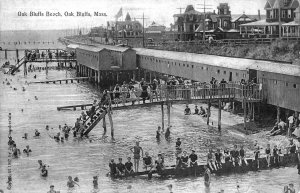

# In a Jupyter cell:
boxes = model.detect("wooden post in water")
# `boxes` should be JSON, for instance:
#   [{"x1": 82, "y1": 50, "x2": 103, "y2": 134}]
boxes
[
  {"x1": 4, "y1": 49, "x2": 7, "y2": 59},
  {"x1": 23, "y1": 62, "x2": 27, "y2": 76},
  {"x1": 167, "y1": 102, "x2": 171, "y2": 126},
  {"x1": 252, "y1": 103, "x2": 255, "y2": 121},
  {"x1": 16, "y1": 49, "x2": 19, "y2": 61},
  {"x1": 132, "y1": 70, "x2": 136, "y2": 81},
  {"x1": 46, "y1": 61, "x2": 48, "y2": 75},
  {"x1": 149, "y1": 71, "x2": 152, "y2": 83},
  {"x1": 207, "y1": 88, "x2": 211, "y2": 125},
  {"x1": 94, "y1": 70, "x2": 97, "y2": 84},
  {"x1": 243, "y1": 99, "x2": 247, "y2": 130},
  {"x1": 107, "y1": 108, "x2": 114, "y2": 139},
  {"x1": 277, "y1": 106, "x2": 280, "y2": 123},
  {"x1": 161, "y1": 103, "x2": 165, "y2": 131},
  {"x1": 218, "y1": 99, "x2": 222, "y2": 132},
  {"x1": 98, "y1": 70, "x2": 101, "y2": 85},
  {"x1": 103, "y1": 114, "x2": 107, "y2": 135}
]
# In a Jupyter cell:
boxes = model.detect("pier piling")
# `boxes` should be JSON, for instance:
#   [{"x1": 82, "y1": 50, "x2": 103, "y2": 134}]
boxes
[
  {"x1": 4, "y1": 49, "x2": 7, "y2": 59},
  {"x1": 167, "y1": 102, "x2": 171, "y2": 126},
  {"x1": 243, "y1": 99, "x2": 247, "y2": 130},
  {"x1": 161, "y1": 103, "x2": 164, "y2": 130},
  {"x1": 207, "y1": 101, "x2": 211, "y2": 125},
  {"x1": 103, "y1": 114, "x2": 107, "y2": 134},
  {"x1": 277, "y1": 106, "x2": 281, "y2": 123},
  {"x1": 218, "y1": 99, "x2": 222, "y2": 132},
  {"x1": 107, "y1": 108, "x2": 114, "y2": 139}
]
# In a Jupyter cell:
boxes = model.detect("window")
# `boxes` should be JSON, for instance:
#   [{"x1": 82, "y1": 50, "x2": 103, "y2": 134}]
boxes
[
  {"x1": 201, "y1": 66, "x2": 204, "y2": 70},
  {"x1": 206, "y1": 67, "x2": 209, "y2": 70},
  {"x1": 288, "y1": 10, "x2": 292, "y2": 18},
  {"x1": 183, "y1": 64, "x2": 185, "y2": 67},
  {"x1": 179, "y1": 63, "x2": 180, "y2": 66},
  {"x1": 236, "y1": 72, "x2": 239, "y2": 77},
  {"x1": 286, "y1": 82, "x2": 289, "y2": 87},
  {"x1": 217, "y1": 69, "x2": 220, "y2": 74},
  {"x1": 274, "y1": 80, "x2": 277, "y2": 85},
  {"x1": 293, "y1": 84, "x2": 297, "y2": 88},
  {"x1": 191, "y1": 65, "x2": 194, "y2": 68},
  {"x1": 224, "y1": 71, "x2": 226, "y2": 75}
]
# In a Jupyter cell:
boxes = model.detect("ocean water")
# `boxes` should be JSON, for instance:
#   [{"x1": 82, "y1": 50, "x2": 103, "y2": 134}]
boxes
[{"x1": 0, "y1": 30, "x2": 299, "y2": 193}]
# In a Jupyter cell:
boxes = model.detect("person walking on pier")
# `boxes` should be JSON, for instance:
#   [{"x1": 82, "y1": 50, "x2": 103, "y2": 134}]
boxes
[
  {"x1": 130, "y1": 141, "x2": 144, "y2": 172},
  {"x1": 140, "y1": 79, "x2": 149, "y2": 104},
  {"x1": 121, "y1": 83, "x2": 128, "y2": 106}
]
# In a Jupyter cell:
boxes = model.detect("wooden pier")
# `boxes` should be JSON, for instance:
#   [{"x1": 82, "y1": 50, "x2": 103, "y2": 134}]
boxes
[
  {"x1": 30, "y1": 77, "x2": 93, "y2": 84},
  {"x1": 63, "y1": 83, "x2": 262, "y2": 137}
]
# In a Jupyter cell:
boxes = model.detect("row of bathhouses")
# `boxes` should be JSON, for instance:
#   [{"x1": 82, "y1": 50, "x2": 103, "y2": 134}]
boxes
[{"x1": 67, "y1": 43, "x2": 300, "y2": 113}]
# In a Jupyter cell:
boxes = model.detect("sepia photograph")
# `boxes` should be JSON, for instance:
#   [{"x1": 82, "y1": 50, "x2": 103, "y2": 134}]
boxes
[{"x1": 0, "y1": 0, "x2": 300, "y2": 192}]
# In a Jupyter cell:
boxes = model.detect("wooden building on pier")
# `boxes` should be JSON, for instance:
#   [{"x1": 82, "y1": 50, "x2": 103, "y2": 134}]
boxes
[{"x1": 76, "y1": 45, "x2": 136, "y2": 86}]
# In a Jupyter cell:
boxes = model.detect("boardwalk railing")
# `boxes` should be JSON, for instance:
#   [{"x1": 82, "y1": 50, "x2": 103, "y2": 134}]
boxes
[{"x1": 110, "y1": 83, "x2": 262, "y2": 104}]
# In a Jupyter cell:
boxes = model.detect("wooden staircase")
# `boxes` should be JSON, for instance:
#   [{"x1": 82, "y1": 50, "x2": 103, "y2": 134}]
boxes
[
  {"x1": 9, "y1": 56, "x2": 26, "y2": 75},
  {"x1": 83, "y1": 107, "x2": 107, "y2": 135}
]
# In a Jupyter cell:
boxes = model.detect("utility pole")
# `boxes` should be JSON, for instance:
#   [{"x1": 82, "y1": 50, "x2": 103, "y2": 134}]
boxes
[
  {"x1": 135, "y1": 13, "x2": 149, "y2": 48},
  {"x1": 197, "y1": 0, "x2": 213, "y2": 41},
  {"x1": 176, "y1": 7, "x2": 185, "y2": 14},
  {"x1": 279, "y1": 1, "x2": 282, "y2": 40}
]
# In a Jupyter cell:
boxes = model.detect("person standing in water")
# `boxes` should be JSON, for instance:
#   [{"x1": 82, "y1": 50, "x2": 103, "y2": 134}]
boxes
[
  {"x1": 67, "y1": 176, "x2": 79, "y2": 190},
  {"x1": 204, "y1": 165, "x2": 211, "y2": 187},
  {"x1": 130, "y1": 141, "x2": 144, "y2": 172}
]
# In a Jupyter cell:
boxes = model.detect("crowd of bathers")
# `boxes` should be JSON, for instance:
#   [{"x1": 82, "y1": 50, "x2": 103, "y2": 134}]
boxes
[
  {"x1": 268, "y1": 114, "x2": 300, "y2": 137},
  {"x1": 108, "y1": 136, "x2": 300, "y2": 178}
]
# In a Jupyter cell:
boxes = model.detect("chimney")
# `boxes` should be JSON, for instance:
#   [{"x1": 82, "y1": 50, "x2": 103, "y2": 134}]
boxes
[{"x1": 258, "y1": 9, "x2": 261, "y2": 20}]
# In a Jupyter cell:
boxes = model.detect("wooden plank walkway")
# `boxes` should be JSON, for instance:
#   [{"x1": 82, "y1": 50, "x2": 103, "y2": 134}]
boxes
[{"x1": 30, "y1": 77, "x2": 94, "y2": 84}]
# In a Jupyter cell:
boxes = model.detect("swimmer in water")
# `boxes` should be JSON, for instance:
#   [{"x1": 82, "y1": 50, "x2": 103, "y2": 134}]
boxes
[
  {"x1": 34, "y1": 129, "x2": 40, "y2": 137},
  {"x1": 38, "y1": 160, "x2": 43, "y2": 169},
  {"x1": 23, "y1": 145, "x2": 32, "y2": 156},
  {"x1": 93, "y1": 176, "x2": 98, "y2": 189},
  {"x1": 165, "y1": 126, "x2": 171, "y2": 139},
  {"x1": 156, "y1": 126, "x2": 161, "y2": 140},
  {"x1": 40, "y1": 165, "x2": 48, "y2": 177},
  {"x1": 67, "y1": 176, "x2": 79, "y2": 189},
  {"x1": 22, "y1": 133, "x2": 28, "y2": 139},
  {"x1": 167, "y1": 184, "x2": 173, "y2": 193},
  {"x1": 175, "y1": 138, "x2": 181, "y2": 149},
  {"x1": 204, "y1": 165, "x2": 211, "y2": 187},
  {"x1": 45, "y1": 125, "x2": 49, "y2": 131},
  {"x1": 47, "y1": 185, "x2": 57, "y2": 193},
  {"x1": 53, "y1": 133, "x2": 60, "y2": 141}
]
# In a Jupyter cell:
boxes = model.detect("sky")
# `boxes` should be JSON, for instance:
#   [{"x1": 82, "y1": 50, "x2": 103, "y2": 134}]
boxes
[{"x1": 0, "y1": 0, "x2": 266, "y2": 31}]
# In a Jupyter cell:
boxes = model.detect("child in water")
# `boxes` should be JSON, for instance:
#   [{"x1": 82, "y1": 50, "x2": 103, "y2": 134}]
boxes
[
  {"x1": 67, "y1": 176, "x2": 79, "y2": 189},
  {"x1": 93, "y1": 176, "x2": 98, "y2": 189}
]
